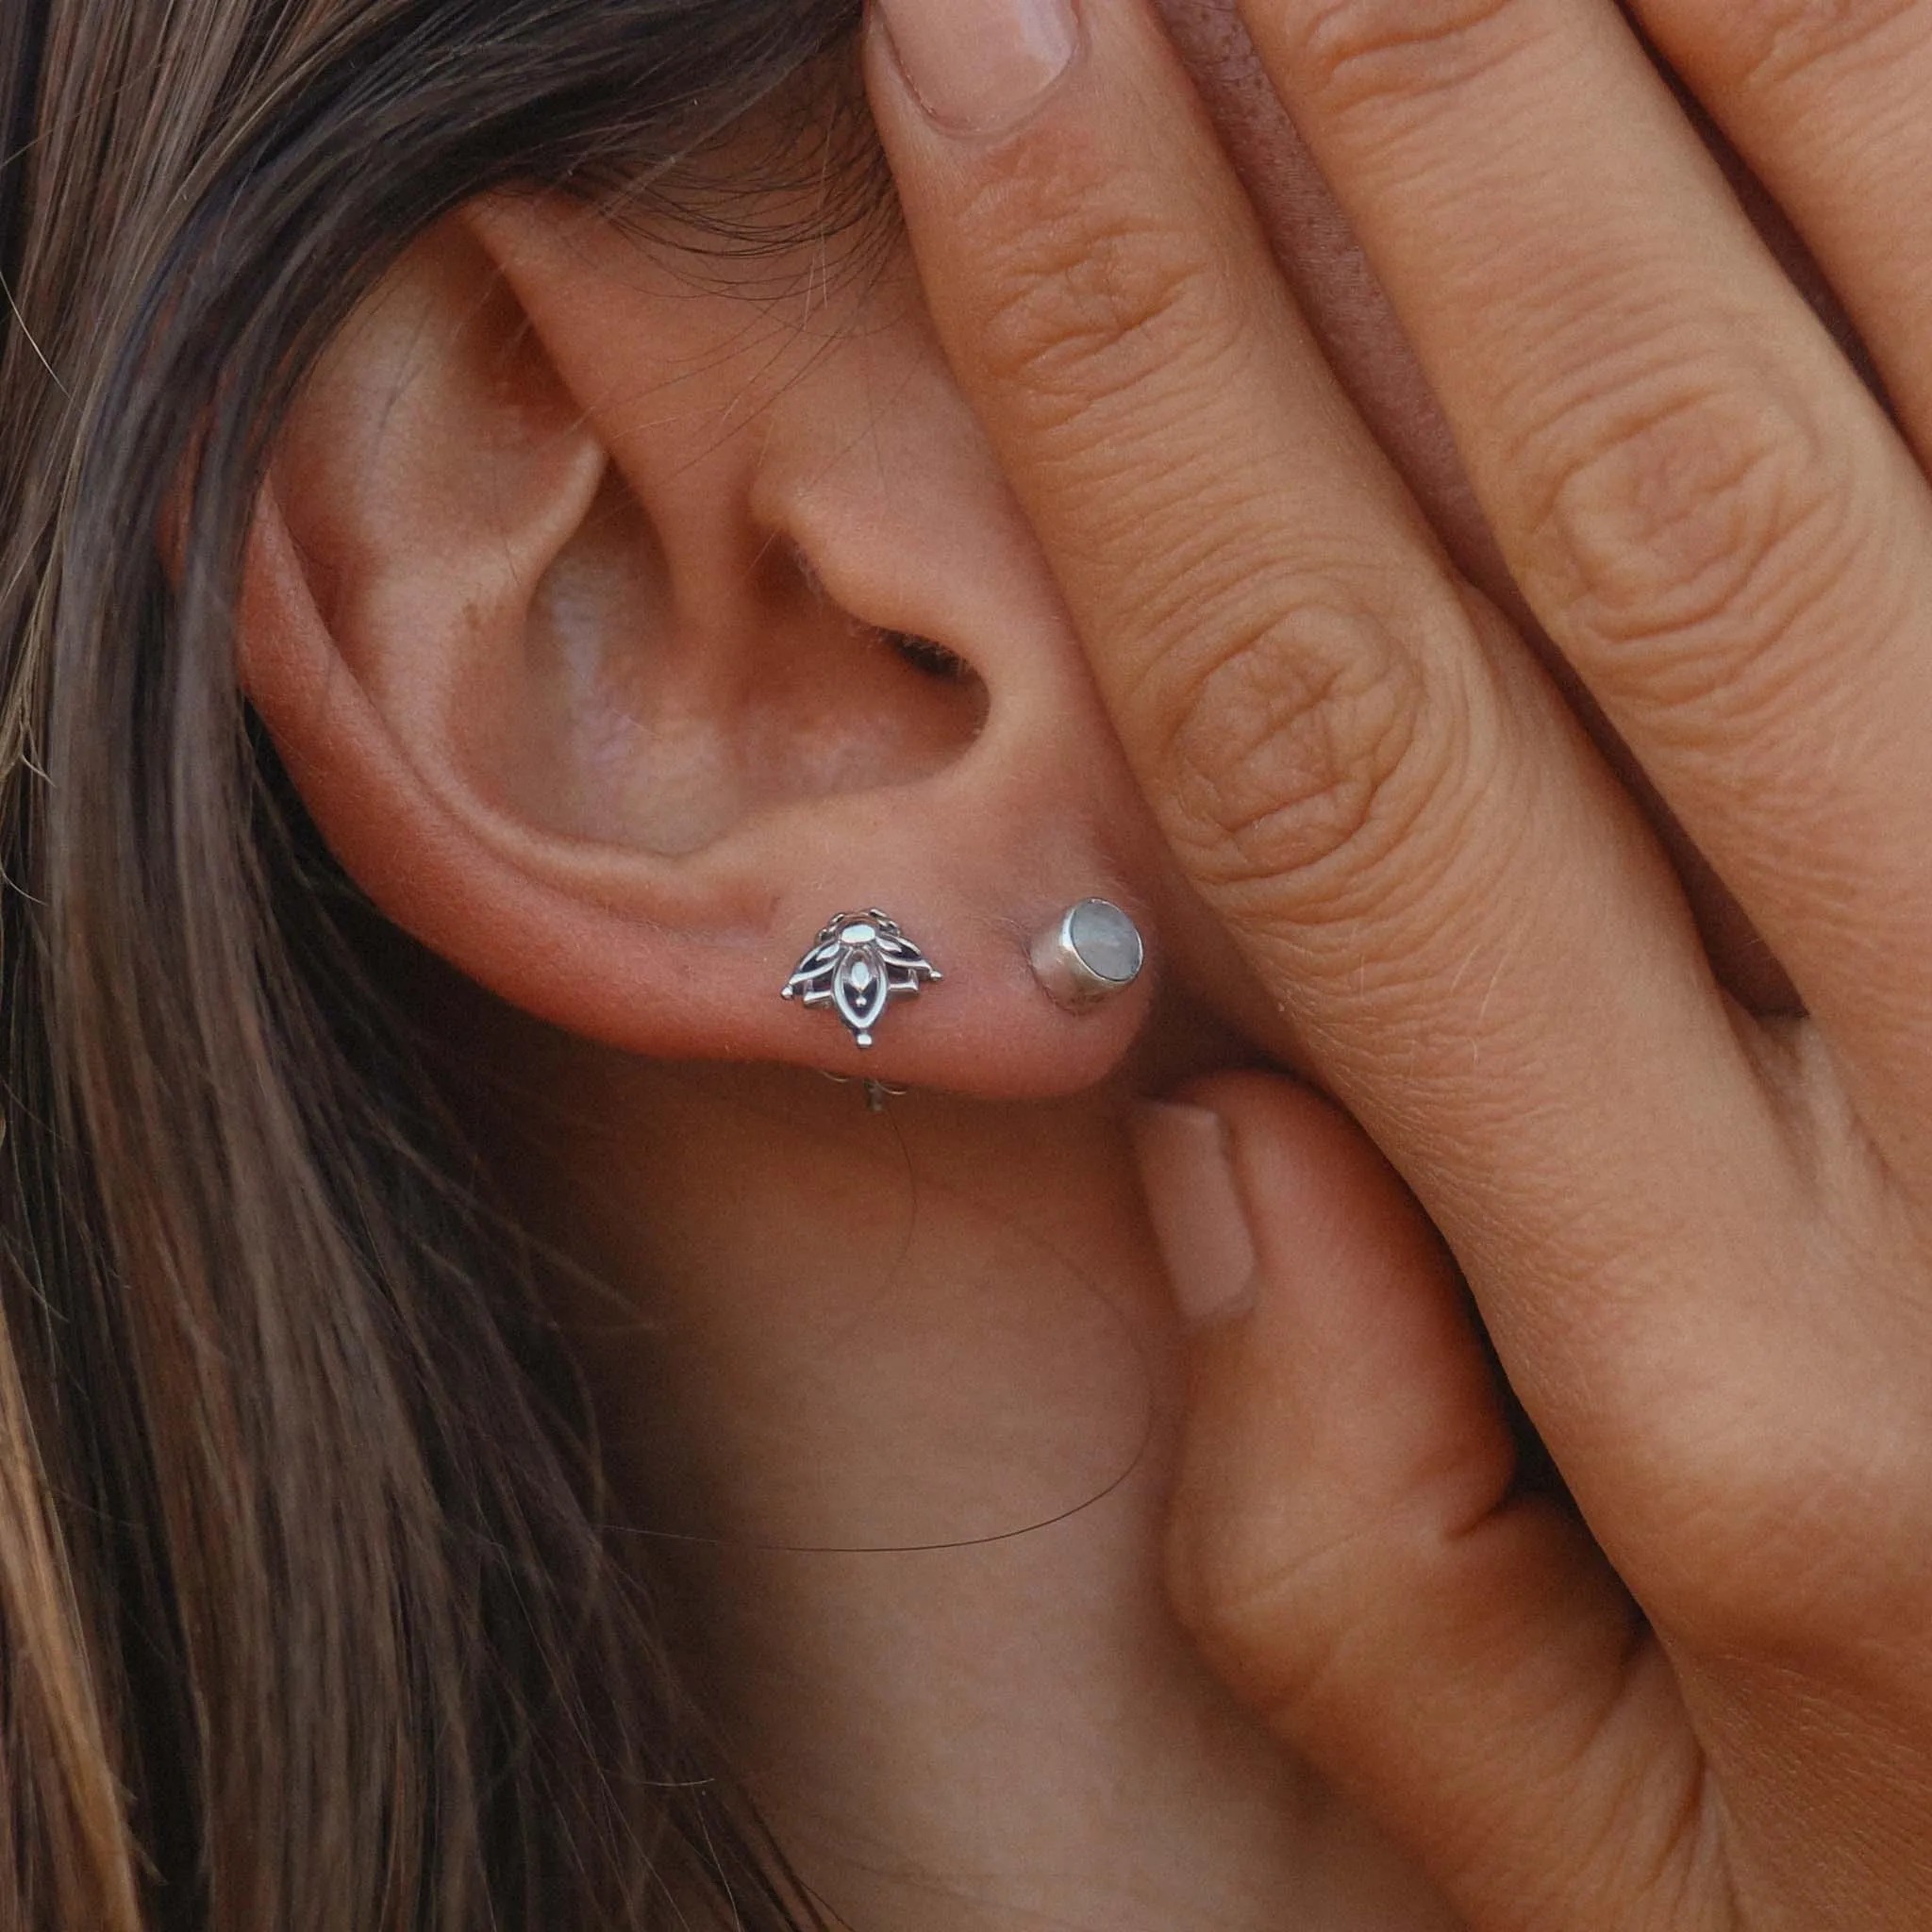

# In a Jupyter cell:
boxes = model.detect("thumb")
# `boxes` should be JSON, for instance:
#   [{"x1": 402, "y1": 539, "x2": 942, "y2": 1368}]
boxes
[{"x1": 1133, "y1": 1074, "x2": 1711, "y2": 1932}]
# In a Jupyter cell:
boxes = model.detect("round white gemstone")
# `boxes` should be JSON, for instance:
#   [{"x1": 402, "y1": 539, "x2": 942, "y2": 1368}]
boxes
[{"x1": 1066, "y1": 899, "x2": 1143, "y2": 984}]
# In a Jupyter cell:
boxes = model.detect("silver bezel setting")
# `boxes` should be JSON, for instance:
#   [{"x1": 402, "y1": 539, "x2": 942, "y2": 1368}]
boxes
[{"x1": 1029, "y1": 899, "x2": 1145, "y2": 1011}]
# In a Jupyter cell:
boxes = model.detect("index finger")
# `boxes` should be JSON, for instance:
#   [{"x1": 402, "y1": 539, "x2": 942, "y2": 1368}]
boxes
[{"x1": 863, "y1": 0, "x2": 1790, "y2": 1461}]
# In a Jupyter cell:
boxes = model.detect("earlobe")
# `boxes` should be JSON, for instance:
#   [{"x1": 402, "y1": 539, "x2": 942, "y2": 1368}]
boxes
[{"x1": 242, "y1": 195, "x2": 1167, "y2": 1097}]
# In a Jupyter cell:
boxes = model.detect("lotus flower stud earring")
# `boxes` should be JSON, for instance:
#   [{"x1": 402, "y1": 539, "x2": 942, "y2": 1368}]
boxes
[{"x1": 782, "y1": 910, "x2": 942, "y2": 1049}]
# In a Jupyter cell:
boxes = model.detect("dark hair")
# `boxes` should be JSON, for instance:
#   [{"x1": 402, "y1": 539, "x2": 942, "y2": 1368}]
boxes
[{"x1": 0, "y1": 4, "x2": 879, "y2": 1924}]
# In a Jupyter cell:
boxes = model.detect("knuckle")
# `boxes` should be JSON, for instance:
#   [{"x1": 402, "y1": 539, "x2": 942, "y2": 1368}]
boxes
[
  {"x1": 1622, "y1": 1409, "x2": 1928, "y2": 1661},
  {"x1": 1514, "y1": 362, "x2": 1857, "y2": 716},
  {"x1": 1284, "y1": 0, "x2": 1541, "y2": 118},
  {"x1": 961, "y1": 154, "x2": 1239, "y2": 432},
  {"x1": 1702, "y1": 0, "x2": 1925, "y2": 96},
  {"x1": 1145, "y1": 591, "x2": 1459, "y2": 911},
  {"x1": 1168, "y1": 1506, "x2": 1365, "y2": 1726}
]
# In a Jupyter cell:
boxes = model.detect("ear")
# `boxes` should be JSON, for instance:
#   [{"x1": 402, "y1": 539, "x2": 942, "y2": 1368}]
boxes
[{"x1": 242, "y1": 193, "x2": 1165, "y2": 1096}]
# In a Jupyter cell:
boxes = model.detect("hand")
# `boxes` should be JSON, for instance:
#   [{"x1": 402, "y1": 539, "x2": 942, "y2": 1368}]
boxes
[{"x1": 865, "y1": 0, "x2": 1932, "y2": 1925}]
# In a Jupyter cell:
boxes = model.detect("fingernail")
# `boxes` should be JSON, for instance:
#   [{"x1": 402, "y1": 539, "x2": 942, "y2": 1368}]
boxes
[
  {"x1": 1131, "y1": 1103, "x2": 1258, "y2": 1328},
  {"x1": 874, "y1": 0, "x2": 1081, "y2": 135}
]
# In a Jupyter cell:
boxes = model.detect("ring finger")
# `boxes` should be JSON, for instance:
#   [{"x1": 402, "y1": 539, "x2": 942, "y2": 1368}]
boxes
[
  {"x1": 1228, "y1": 0, "x2": 1932, "y2": 1138},
  {"x1": 1628, "y1": 0, "x2": 1932, "y2": 447}
]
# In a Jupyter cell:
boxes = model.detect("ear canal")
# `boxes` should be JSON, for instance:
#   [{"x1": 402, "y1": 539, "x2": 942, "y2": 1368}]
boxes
[{"x1": 507, "y1": 470, "x2": 991, "y2": 859}]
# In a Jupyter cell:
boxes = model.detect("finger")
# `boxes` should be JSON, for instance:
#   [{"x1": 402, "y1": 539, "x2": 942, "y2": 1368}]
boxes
[
  {"x1": 1628, "y1": 0, "x2": 1932, "y2": 446},
  {"x1": 1225, "y1": 0, "x2": 1932, "y2": 1123},
  {"x1": 1138, "y1": 1077, "x2": 1719, "y2": 1932},
  {"x1": 865, "y1": 0, "x2": 1798, "y2": 1486}
]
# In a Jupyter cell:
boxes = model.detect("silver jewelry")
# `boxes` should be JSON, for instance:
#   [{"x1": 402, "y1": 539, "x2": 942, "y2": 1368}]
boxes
[
  {"x1": 783, "y1": 909, "x2": 942, "y2": 1049},
  {"x1": 1029, "y1": 899, "x2": 1144, "y2": 1010},
  {"x1": 822, "y1": 1073, "x2": 910, "y2": 1115}
]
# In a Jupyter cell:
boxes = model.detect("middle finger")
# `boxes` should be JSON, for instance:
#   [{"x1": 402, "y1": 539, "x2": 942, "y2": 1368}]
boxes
[{"x1": 1235, "y1": 0, "x2": 1932, "y2": 1131}]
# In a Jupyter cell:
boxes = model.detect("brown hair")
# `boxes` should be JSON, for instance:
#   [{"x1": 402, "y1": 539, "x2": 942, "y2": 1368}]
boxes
[{"x1": 0, "y1": 3, "x2": 876, "y2": 1924}]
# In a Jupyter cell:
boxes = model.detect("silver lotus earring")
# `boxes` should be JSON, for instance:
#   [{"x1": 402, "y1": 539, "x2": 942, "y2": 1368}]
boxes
[
  {"x1": 1029, "y1": 899, "x2": 1145, "y2": 1010},
  {"x1": 783, "y1": 909, "x2": 942, "y2": 1049}
]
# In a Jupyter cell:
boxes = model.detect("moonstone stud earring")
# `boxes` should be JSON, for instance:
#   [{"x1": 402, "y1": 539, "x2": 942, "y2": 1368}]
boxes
[
  {"x1": 782, "y1": 909, "x2": 942, "y2": 1049},
  {"x1": 1029, "y1": 899, "x2": 1145, "y2": 1011}
]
